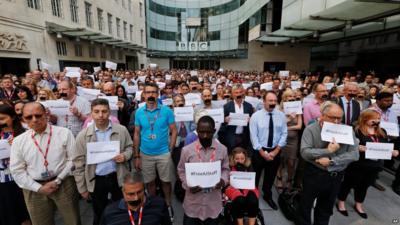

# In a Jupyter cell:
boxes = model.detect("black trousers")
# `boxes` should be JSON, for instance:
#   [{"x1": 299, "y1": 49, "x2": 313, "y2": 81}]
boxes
[
  {"x1": 92, "y1": 172, "x2": 123, "y2": 225},
  {"x1": 252, "y1": 148, "x2": 281, "y2": 199},
  {"x1": 183, "y1": 214, "x2": 219, "y2": 225},
  {"x1": 230, "y1": 191, "x2": 259, "y2": 219},
  {"x1": 298, "y1": 163, "x2": 343, "y2": 225},
  {"x1": 393, "y1": 164, "x2": 400, "y2": 188},
  {"x1": 337, "y1": 165, "x2": 379, "y2": 203}
]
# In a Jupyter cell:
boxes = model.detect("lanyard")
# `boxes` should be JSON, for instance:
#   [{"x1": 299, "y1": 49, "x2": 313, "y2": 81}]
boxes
[
  {"x1": 0, "y1": 131, "x2": 14, "y2": 140},
  {"x1": 195, "y1": 143, "x2": 216, "y2": 162},
  {"x1": 128, "y1": 206, "x2": 143, "y2": 225},
  {"x1": 369, "y1": 135, "x2": 379, "y2": 143},
  {"x1": 144, "y1": 108, "x2": 160, "y2": 132},
  {"x1": 4, "y1": 89, "x2": 14, "y2": 100},
  {"x1": 65, "y1": 97, "x2": 76, "y2": 124},
  {"x1": 31, "y1": 126, "x2": 52, "y2": 170}
]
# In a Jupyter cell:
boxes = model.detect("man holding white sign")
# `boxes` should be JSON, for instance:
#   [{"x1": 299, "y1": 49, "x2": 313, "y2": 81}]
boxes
[
  {"x1": 178, "y1": 116, "x2": 229, "y2": 225},
  {"x1": 73, "y1": 98, "x2": 133, "y2": 225},
  {"x1": 300, "y1": 102, "x2": 359, "y2": 225}
]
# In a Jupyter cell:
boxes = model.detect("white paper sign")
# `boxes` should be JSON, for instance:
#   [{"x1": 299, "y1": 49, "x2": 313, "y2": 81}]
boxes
[
  {"x1": 165, "y1": 75, "x2": 172, "y2": 80},
  {"x1": 185, "y1": 161, "x2": 221, "y2": 188},
  {"x1": 211, "y1": 100, "x2": 227, "y2": 108},
  {"x1": 205, "y1": 108, "x2": 224, "y2": 124},
  {"x1": 366, "y1": 142, "x2": 393, "y2": 160},
  {"x1": 41, "y1": 100, "x2": 70, "y2": 116},
  {"x1": 126, "y1": 85, "x2": 138, "y2": 94},
  {"x1": 260, "y1": 82, "x2": 273, "y2": 91},
  {"x1": 325, "y1": 83, "x2": 334, "y2": 90},
  {"x1": 135, "y1": 90, "x2": 143, "y2": 101},
  {"x1": 391, "y1": 103, "x2": 400, "y2": 116},
  {"x1": 93, "y1": 66, "x2": 101, "y2": 72},
  {"x1": 283, "y1": 101, "x2": 303, "y2": 114},
  {"x1": 0, "y1": 140, "x2": 11, "y2": 159},
  {"x1": 138, "y1": 76, "x2": 146, "y2": 83},
  {"x1": 157, "y1": 82, "x2": 166, "y2": 89},
  {"x1": 245, "y1": 96, "x2": 262, "y2": 109},
  {"x1": 380, "y1": 121, "x2": 399, "y2": 137},
  {"x1": 279, "y1": 70, "x2": 289, "y2": 77},
  {"x1": 291, "y1": 81, "x2": 302, "y2": 90},
  {"x1": 242, "y1": 83, "x2": 251, "y2": 90},
  {"x1": 230, "y1": 171, "x2": 256, "y2": 190},
  {"x1": 86, "y1": 141, "x2": 120, "y2": 165},
  {"x1": 149, "y1": 63, "x2": 157, "y2": 69},
  {"x1": 77, "y1": 87, "x2": 100, "y2": 101},
  {"x1": 228, "y1": 113, "x2": 250, "y2": 126},
  {"x1": 99, "y1": 96, "x2": 118, "y2": 110},
  {"x1": 174, "y1": 107, "x2": 194, "y2": 122},
  {"x1": 65, "y1": 67, "x2": 81, "y2": 78},
  {"x1": 184, "y1": 93, "x2": 202, "y2": 106},
  {"x1": 105, "y1": 60, "x2": 117, "y2": 70},
  {"x1": 162, "y1": 98, "x2": 173, "y2": 106},
  {"x1": 190, "y1": 70, "x2": 198, "y2": 76},
  {"x1": 41, "y1": 62, "x2": 52, "y2": 70},
  {"x1": 321, "y1": 122, "x2": 354, "y2": 145}
]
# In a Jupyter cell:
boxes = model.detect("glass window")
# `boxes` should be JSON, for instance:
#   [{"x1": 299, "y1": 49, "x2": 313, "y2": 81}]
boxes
[
  {"x1": 56, "y1": 41, "x2": 67, "y2": 55},
  {"x1": 108, "y1": 13, "x2": 113, "y2": 34},
  {"x1": 85, "y1": 2, "x2": 93, "y2": 28},
  {"x1": 89, "y1": 46, "x2": 96, "y2": 57},
  {"x1": 130, "y1": 24, "x2": 133, "y2": 41},
  {"x1": 141, "y1": 29, "x2": 144, "y2": 44},
  {"x1": 110, "y1": 50, "x2": 116, "y2": 59},
  {"x1": 74, "y1": 44, "x2": 83, "y2": 56},
  {"x1": 70, "y1": 0, "x2": 78, "y2": 23},
  {"x1": 116, "y1": 18, "x2": 121, "y2": 37},
  {"x1": 51, "y1": 0, "x2": 62, "y2": 17},
  {"x1": 128, "y1": 0, "x2": 132, "y2": 12},
  {"x1": 97, "y1": 8, "x2": 104, "y2": 31},
  {"x1": 100, "y1": 48, "x2": 106, "y2": 58},
  {"x1": 139, "y1": 2, "x2": 143, "y2": 17},
  {"x1": 150, "y1": 28, "x2": 175, "y2": 41},
  {"x1": 27, "y1": 0, "x2": 40, "y2": 9},
  {"x1": 123, "y1": 21, "x2": 127, "y2": 40}
]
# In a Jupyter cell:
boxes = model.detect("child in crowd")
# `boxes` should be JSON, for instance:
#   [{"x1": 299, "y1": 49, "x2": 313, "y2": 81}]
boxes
[{"x1": 225, "y1": 147, "x2": 259, "y2": 225}]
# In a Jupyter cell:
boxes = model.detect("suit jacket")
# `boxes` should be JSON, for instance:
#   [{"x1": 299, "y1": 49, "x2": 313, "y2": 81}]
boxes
[
  {"x1": 338, "y1": 97, "x2": 361, "y2": 125},
  {"x1": 218, "y1": 100, "x2": 254, "y2": 150}
]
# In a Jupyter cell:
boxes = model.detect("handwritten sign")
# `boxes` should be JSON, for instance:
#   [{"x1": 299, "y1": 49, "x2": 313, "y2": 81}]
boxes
[
  {"x1": 105, "y1": 61, "x2": 117, "y2": 70},
  {"x1": 211, "y1": 100, "x2": 227, "y2": 108},
  {"x1": 41, "y1": 100, "x2": 70, "y2": 116},
  {"x1": 230, "y1": 171, "x2": 256, "y2": 190},
  {"x1": 65, "y1": 67, "x2": 81, "y2": 78},
  {"x1": 87, "y1": 141, "x2": 120, "y2": 165},
  {"x1": 77, "y1": 87, "x2": 100, "y2": 101},
  {"x1": 283, "y1": 101, "x2": 303, "y2": 114},
  {"x1": 205, "y1": 108, "x2": 224, "y2": 124},
  {"x1": 190, "y1": 70, "x2": 198, "y2": 76},
  {"x1": 380, "y1": 121, "x2": 399, "y2": 137},
  {"x1": 245, "y1": 96, "x2": 262, "y2": 109},
  {"x1": 0, "y1": 140, "x2": 11, "y2": 159},
  {"x1": 321, "y1": 122, "x2": 354, "y2": 145},
  {"x1": 366, "y1": 142, "x2": 393, "y2": 160},
  {"x1": 162, "y1": 98, "x2": 173, "y2": 106},
  {"x1": 325, "y1": 83, "x2": 334, "y2": 90},
  {"x1": 291, "y1": 81, "x2": 302, "y2": 90},
  {"x1": 228, "y1": 113, "x2": 250, "y2": 127},
  {"x1": 93, "y1": 66, "x2": 101, "y2": 72},
  {"x1": 184, "y1": 93, "x2": 201, "y2": 106},
  {"x1": 99, "y1": 96, "x2": 118, "y2": 110},
  {"x1": 185, "y1": 161, "x2": 221, "y2": 188},
  {"x1": 279, "y1": 70, "x2": 289, "y2": 77},
  {"x1": 260, "y1": 82, "x2": 273, "y2": 91},
  {"x1": 174, "y1": 107, "x2": 194, "y2": 122}
]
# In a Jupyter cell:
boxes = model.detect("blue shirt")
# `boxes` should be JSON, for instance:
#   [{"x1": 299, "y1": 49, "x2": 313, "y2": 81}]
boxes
[
  {"x1": 94, "y1": 122, "x2": 117, "y2": 176},
  {"x1": 249, "y1": 108, "x2": 288, "y2": 150},
  {"x1": 135, "y1": 104, "x2": 175, "y2": 155}
]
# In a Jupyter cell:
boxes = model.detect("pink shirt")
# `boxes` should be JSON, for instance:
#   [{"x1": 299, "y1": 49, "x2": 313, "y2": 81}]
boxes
[
  {"x1": 303, "y1": 99, "x2": 322, "y2": 126},
  {"x1": 178, "y1": 139, "x2": 230, "y2": 221}
]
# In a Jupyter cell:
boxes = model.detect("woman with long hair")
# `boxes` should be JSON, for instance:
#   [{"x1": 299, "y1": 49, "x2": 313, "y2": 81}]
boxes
[
  {"x1": 0, "y1": 104, "x2": 31, "y2": 225},
  {"x1": 336, "y1": 109, "x2": 399, "y2": 219}
]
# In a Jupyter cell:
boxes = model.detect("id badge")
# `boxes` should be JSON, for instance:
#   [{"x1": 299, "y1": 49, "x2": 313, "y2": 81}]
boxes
[
  {"x1": 148, "y1": 134, "x2": 156, "y2": 140},
  {"x1": 41, "y1": 170, "x2": 54, "y2": 180}
]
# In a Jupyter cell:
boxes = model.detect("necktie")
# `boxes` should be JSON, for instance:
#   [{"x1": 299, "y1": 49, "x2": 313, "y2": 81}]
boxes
[
  {"x1": 346, "y1": 101, "x2": 351, "y2": 125},
  {"x1": 179, "y1": 122, "x2": 187, "y2": 138},
  {"x1": 267, "y1": 112, "x2": 273, "y2": 148}
]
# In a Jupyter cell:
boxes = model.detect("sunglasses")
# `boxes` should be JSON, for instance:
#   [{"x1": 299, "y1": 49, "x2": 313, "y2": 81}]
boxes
[{"x1": 24, "y1": 114, "x2": 44, "y2": 121}]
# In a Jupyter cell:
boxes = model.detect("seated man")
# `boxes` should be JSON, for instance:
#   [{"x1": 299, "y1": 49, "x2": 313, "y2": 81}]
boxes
[{"x1": 100, "y1": 173, "x2": 171, "y2": 225}]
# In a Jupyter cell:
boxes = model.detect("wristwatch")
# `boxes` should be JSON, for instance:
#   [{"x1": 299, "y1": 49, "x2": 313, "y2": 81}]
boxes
[
  {"x1": 329, "y1": 158, "x2": 335, "y2": 166},
  {"x1": 55, "y1": 178, "x2": 62, "y2": 185}
]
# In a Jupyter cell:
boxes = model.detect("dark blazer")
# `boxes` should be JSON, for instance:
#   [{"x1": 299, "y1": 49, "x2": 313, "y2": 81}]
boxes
[
  {"x1": 337, "y1": 97, "x2": 361, "y2": 125},
  {"x1": 218, "y1": 100, "x2": 254, "y2": 151}
]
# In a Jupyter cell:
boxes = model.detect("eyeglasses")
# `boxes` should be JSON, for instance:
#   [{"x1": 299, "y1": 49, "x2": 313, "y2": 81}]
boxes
[
  {"x1": 24, "y1": 114, "x2": 44, "y2": 121},
  {"x1": 325, "y1": 115, "x2": 342, "y2": 122}
]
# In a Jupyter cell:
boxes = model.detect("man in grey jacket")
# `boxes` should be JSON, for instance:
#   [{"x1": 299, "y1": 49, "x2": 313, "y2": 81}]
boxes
[
  {"x1": 73, "y1": 98, "x2": 133, "y2": 225},
  {"x1": 299, "y1": 101, "x2": 359, "y2": 225}
]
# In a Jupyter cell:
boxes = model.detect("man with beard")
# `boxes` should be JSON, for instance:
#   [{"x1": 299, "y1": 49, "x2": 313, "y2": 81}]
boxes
[
  {"x1": 178, "y1": 115, "x2": 229, "y2": 225},
  {"x1": 337, "y1": 82, "x2": 360, "y2": 126},
  {"x1": 100, "y1": 173, "x2": 171, "y2": 225},
  {"x1": 195, "y1": 89, "x2": 219, "y2": 111},
  {"x1": 249, "y1": 91, "x2": 287, "y2": 210},
  {"x1": 303, "y1": 83, "x2": 329, "y2": 126},
  {"x1": 73, "y1": 98, "x2": 133, "y2": 225},
  {"x1": 133, "y1": 83, "x2": 177, "y2": 222}
]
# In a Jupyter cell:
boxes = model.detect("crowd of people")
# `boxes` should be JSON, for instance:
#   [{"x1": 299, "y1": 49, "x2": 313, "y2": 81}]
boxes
[{"x1": 0, "y1": 67, "x2": 399, "y2": 225}]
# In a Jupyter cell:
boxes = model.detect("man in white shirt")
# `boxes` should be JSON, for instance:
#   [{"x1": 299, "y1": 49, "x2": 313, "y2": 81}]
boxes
[
  {"x1": 55, "y1": 80, "x2": 90, "y2": 136},
  {"x1": 10, "y1": 102, "x2": 81, "y2": 225}
]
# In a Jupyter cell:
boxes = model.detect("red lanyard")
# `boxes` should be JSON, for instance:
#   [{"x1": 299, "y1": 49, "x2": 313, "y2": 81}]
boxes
[
  {"x1": 4, "y1": 89, "x2": 14, "y2": 100},
  {"x1": 0, "y1": 131, "x2": 13, "y2": 139},
  {"x1": 128, "y1": 206, "x2": 143, "y2": 225},
  {"x1": 31, "y1": 126, "x2": 52, "y2": 170},
  {"x1": 195, "y1": 143, "x2": 216, "y2": 162},
  {"x1": 369, "y1": 135, "x2": 379, "y2": 143},
  {"x1": 65, "y1": 97, "x2": 76, "y2": 123}
]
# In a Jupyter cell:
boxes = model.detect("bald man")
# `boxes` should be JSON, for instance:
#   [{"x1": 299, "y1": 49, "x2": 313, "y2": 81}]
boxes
[
  {"x1": 10, "y1": 102, "x2": 81, "y2": 225},
  {"x1": 337, "y1": 82, "x2": 360, "y2": 126}
]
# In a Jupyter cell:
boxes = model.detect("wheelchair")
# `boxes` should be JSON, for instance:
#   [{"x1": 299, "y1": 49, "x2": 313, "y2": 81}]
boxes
[{"x1": 220, "y1": 194, "x2": 266, "y2": 225}]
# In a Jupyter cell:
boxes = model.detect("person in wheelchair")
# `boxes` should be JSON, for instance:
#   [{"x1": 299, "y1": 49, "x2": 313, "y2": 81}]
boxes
[{"x1": 225, "y1": 147, "x2": 260, "y2": 225}]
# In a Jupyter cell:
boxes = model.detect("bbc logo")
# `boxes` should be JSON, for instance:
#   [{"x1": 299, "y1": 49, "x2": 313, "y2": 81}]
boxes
[{"x1": 178, "y1": 42, "x2": 208, "y2": 51}]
